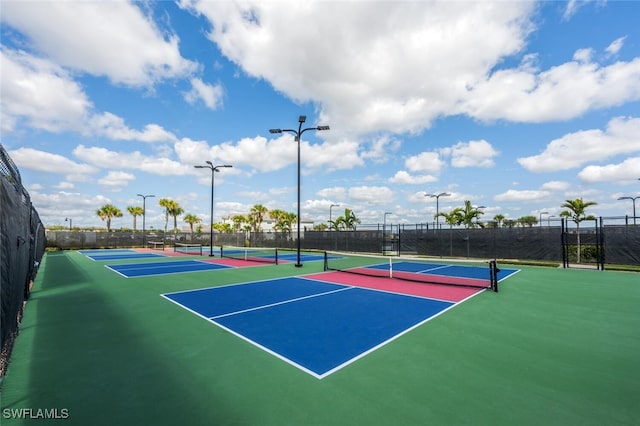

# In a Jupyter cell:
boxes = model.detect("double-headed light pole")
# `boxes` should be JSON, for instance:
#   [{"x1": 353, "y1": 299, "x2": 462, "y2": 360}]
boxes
[
  {"x1": 270, "y1": 115, "x2": 330, "y2": 267},
  {"x1": 136, "y1": 194, "x2": 155, "y2": 247},
  {"x1": 194, "y1": 162, "x2": 232, "y2": 256},
  {"x1": 618, "y1": 195, "x2": 639, "y2": 225},
  {"x1": 425, "y1": 192, "x2": 451, "y2": 229}
]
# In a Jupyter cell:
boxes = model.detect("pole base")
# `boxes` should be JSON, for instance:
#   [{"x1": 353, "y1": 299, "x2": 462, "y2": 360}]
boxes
[{"x1": 295, "y1": 263, "x2": 303, "y2": 268}]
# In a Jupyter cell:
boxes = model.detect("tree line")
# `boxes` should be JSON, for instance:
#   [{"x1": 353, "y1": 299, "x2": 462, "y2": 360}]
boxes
[
  {"x1": 91, "y1": 197, "x2": 596, "y2": 236},
  {"x1": 434, "y1": 198, "x2": 597, "y2": 230}
]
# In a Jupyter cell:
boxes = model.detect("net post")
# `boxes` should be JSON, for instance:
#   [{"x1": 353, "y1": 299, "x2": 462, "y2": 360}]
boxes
[
  {"x1": 489, "y1": 259, "x2": 499, "y2": 292},
  {"x1": 323, "y1": 251, "x2": 328, "y2": 271},
  {"x1": 275, "y1": 248, "x2": 279, "y2": 265}
]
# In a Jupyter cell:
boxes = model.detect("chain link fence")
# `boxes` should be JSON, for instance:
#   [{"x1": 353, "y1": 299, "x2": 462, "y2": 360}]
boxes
[{"x1": 1, "y1": 145, "x2": 46, "y2": 376}]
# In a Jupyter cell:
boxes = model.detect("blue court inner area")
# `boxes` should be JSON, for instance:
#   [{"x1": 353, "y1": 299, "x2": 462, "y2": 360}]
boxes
[
  {"x1": 163, "y1": 277, "x2": 455, "y2": 378},
  {"x1": 107, "y1": 260, "x2": 231, "y2": 277},
  {"x1": 83, "y1": 249, "x2": 166, "y2": 261},
  {"x1": 366, "y1": 261, "x2": 518, "y2": 281}
]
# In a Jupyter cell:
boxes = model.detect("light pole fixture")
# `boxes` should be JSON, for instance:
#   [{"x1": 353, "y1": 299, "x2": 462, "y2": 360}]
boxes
[
  {"x1": 618, "y1": 195, "x2": 639, "y2": 225},
  {"x1": 425, "y1": 192, "x2": 451, "y2": 229},
  {"x1": 329, "y1": 204, "x2": 340, "y2": 230},
  {"x1": 539, "y1": 211, "x2": 549, "y2": 227},
  {"x1": 137, "y1": 194, "x2": 155, "y2": 247},
  {"x1": 65, "y1": 217, "x2": 72, "y2": 230},
  {"x1": 194, "y1": 162, "x2": 233, "y2": 256},
  {"x1": 270, "y1": 115, "x2": 330, "y2": 267}
]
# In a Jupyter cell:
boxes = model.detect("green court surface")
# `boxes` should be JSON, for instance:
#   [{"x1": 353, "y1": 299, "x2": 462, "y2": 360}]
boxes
[{"x1": 1, "y1": 250, "x2": 639, "y2": 425}]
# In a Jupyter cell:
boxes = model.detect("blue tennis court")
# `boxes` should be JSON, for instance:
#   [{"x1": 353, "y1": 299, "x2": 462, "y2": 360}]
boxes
[
  {"x1": 80, "y1": 249, "x2": 167, "y2": 261},
  {"x1": 278, "y1": 252, "x2": 326, "y2": 262},
  {"x1": 162, "y1": 277, "x2": 458, "y2": 379},
  {"x1": 107, "y1": 260, "x2": 231, "y2": 278},
  {"x1": 366, "y1": 261, "x2": 518, "y2": 281}
]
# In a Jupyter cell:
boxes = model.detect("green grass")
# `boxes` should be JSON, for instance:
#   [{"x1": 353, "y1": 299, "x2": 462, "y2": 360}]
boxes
[{"x1": 1, "y1": 251, "x2": 639, "y2": 425}]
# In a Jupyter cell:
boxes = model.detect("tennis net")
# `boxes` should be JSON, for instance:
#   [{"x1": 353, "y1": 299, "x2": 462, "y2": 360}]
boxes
[
  {"x1": 220, "y1": 246, "x2": 278, "y2": 264},
  {"x1": 324, "y1": 251, "x2": 499, "y2": 291},
  {"x1": 174, "y1": 243, "x2": 203, "y2": 256}
]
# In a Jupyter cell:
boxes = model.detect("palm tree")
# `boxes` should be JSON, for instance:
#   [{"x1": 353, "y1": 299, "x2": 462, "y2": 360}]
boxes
[
  {"x1": 231, "y1": 214, "x2": 246, "y2": 232},
  {"x1": 249, "y1": 204, "x2": 268, "y2": 233},
  {"x1": 560, "y1": 197, "x2": 598, "y2": 263},
  {"x1": 460, "y1": 200, "x2": 485, "y2": 228},
  {"x1": 213, "y1": 222, "x2": 233, "y2": 233},
  {"x1": 167, "y1": 204, "x2": 184, "y2": 234},
  {"x1": 436, "y1": 208, "x2": 464, "y2": 257},
  {"x1": 334, "y1": 208, "x2": 360, "y2": 230},
  {"x1": 127, "y1": 206, "x2": 144, "y2": 233},
  {"x1": 96, "y1": 204, "x2": 123, "y2": 232},
  {"x1": 158, "y1": 198, "x2": 175, "y2": 236},
  {"x1": 518, "y1": 215, "x2": 538, "y2": 227},
  {"x1": 493, "y1": 214, "x2": 505, "y2": 227},
  {"x1": 436, "y1": 208, "x2": 464, "y2": 227},
  {"x1": 183, "y1": 213, "x2": 202, "y2": 234}
]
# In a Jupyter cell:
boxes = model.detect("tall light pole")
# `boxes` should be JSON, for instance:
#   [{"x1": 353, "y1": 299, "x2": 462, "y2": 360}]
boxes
[
  {"x1": 618, "y1": 196, "x2": 639, "y2": 225},
  {"x1": 383, "y1": 212, "x2": 392, "y2": 230},
  {"x1": 65, "y1": 217, "x2": 72, "y2": 230},
  {"x1": 539, "y1": 211, "x2": 549, "y2": 227},
  {"x1": 329, "y1": 203, "x2": 340, "y2": 230},
  {"x1": 194, "y1": 162, "x2": 232, "y2": 256},
  {"x1": 425, "y1": 192, "x2": 451, "y2": 229},
  {"x1": 270, "y1": 115, "x2": 330, "y2": 267},
  {"x1": 137, "y1": 194, "x2": 155, "y2": 247}
]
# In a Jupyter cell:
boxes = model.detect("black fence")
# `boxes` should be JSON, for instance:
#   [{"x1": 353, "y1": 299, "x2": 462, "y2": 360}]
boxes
[
  {"x1": 1, "y1": 144, "x2": 46, "y2": 376},
  {"x1": 48, "y1": 218, "x2": 640, "y2": 268}
]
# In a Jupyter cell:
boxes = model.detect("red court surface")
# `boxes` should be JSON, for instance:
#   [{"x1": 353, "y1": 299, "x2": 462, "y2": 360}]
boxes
[{"x1": 304, "y1": 271, "x2": 483, "y2": 303}]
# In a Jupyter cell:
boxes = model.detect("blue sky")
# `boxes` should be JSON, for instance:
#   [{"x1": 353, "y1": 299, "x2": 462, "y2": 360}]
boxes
[{"x1": 2, "y1": 0, "x2": 640, "y2": 230}]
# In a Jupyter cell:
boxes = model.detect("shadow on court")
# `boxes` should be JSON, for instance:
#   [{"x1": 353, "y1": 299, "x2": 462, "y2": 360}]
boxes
[{"x1": 0, "y1": 251, "x2": 247, "y2": 425}]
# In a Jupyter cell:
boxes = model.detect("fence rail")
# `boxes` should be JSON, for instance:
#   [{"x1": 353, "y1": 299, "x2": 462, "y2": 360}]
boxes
[{"x1": 47, "y1": 217, "x2": 640, "y2": 267}]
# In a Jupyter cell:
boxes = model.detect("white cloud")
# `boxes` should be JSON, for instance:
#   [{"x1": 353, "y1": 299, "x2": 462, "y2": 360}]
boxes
[
  {"x1": 573, "y1": 48, "x2": 594, "y2": 63},
  {"x1": 181, "y1": 1, "x2": 535, "y2": 134},
  {"x1": 388, "y1": 171, "x2": 438, "y2": 185},
  {"x1": 605, "y1": 36, "x2": 626, "y2": 57},
  {"x1": 405, "y1": 152, "x2": 445, "y2": 174},
  {"x1": 518, "y1": 117, "x2": 640, "y2": 172},
  {"x1": 2, "y1": 48, "x2": 180, "y2": 142},
  {"x1": 316, "y1": 187, "x2": 346, "y2": 200},
  {"x1": 2, "y1": 1, "x2": 197, "y2": 87},
  {"x1": 494, "y1": 189, "x2": 551, "y2": 202},
  {"x1": 1, "y1": 49, "x2": 90, "y2": 133},
  {"x1": 304, "y1": 140, "x2": 364, "y2": 171},
  {"x1": 72, "y1": 145, "x2": 190, "y2": 176},
  {"x1": 562, "y1": 0, "x2": 582, "y2": 21},
  {"x1": 183, "y1": 78, "x2": 224, "y2": 110},
  {"x1": 360, "y1": 135, "x2": 402, "y2": 163},
  {"x1": 463, "y1": 56, "x2": 640, "y2": 123},
  {"x1": 540, "y1": 181, "x2": 571, "y2": 192},
  {"x1": 348, "y1": 186, "x2": 394, "y2": 205},
  {"x1": 9, "y1": 147, "x2": 97, "y2": 178},
  {"x1": 98, "y1": 171, "x2": 136, "y2": 189},
  {"x1": 578, "y1": 157, "x2": 640, "y2": 183},
  {"x1": 441, "y1": 140, "x2": 499, "y2": 168},
  {"x1": 88, "y1": 112, "x2": 178, "y2": 143}
]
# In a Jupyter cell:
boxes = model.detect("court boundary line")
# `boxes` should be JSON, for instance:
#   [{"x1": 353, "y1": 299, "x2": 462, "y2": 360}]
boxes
[
  {"x1": 318, "y1": 289, "x2": 484, "y2": 378},
  {"x1": 209, "y1": 286, "x2": 353, "y2": 320},
  {"x1": 105, "y1": 259, "x2": 233, "y2": 278},
  {"x1": 160, "y1": 276, "x2": 485, "y2": 379}
]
